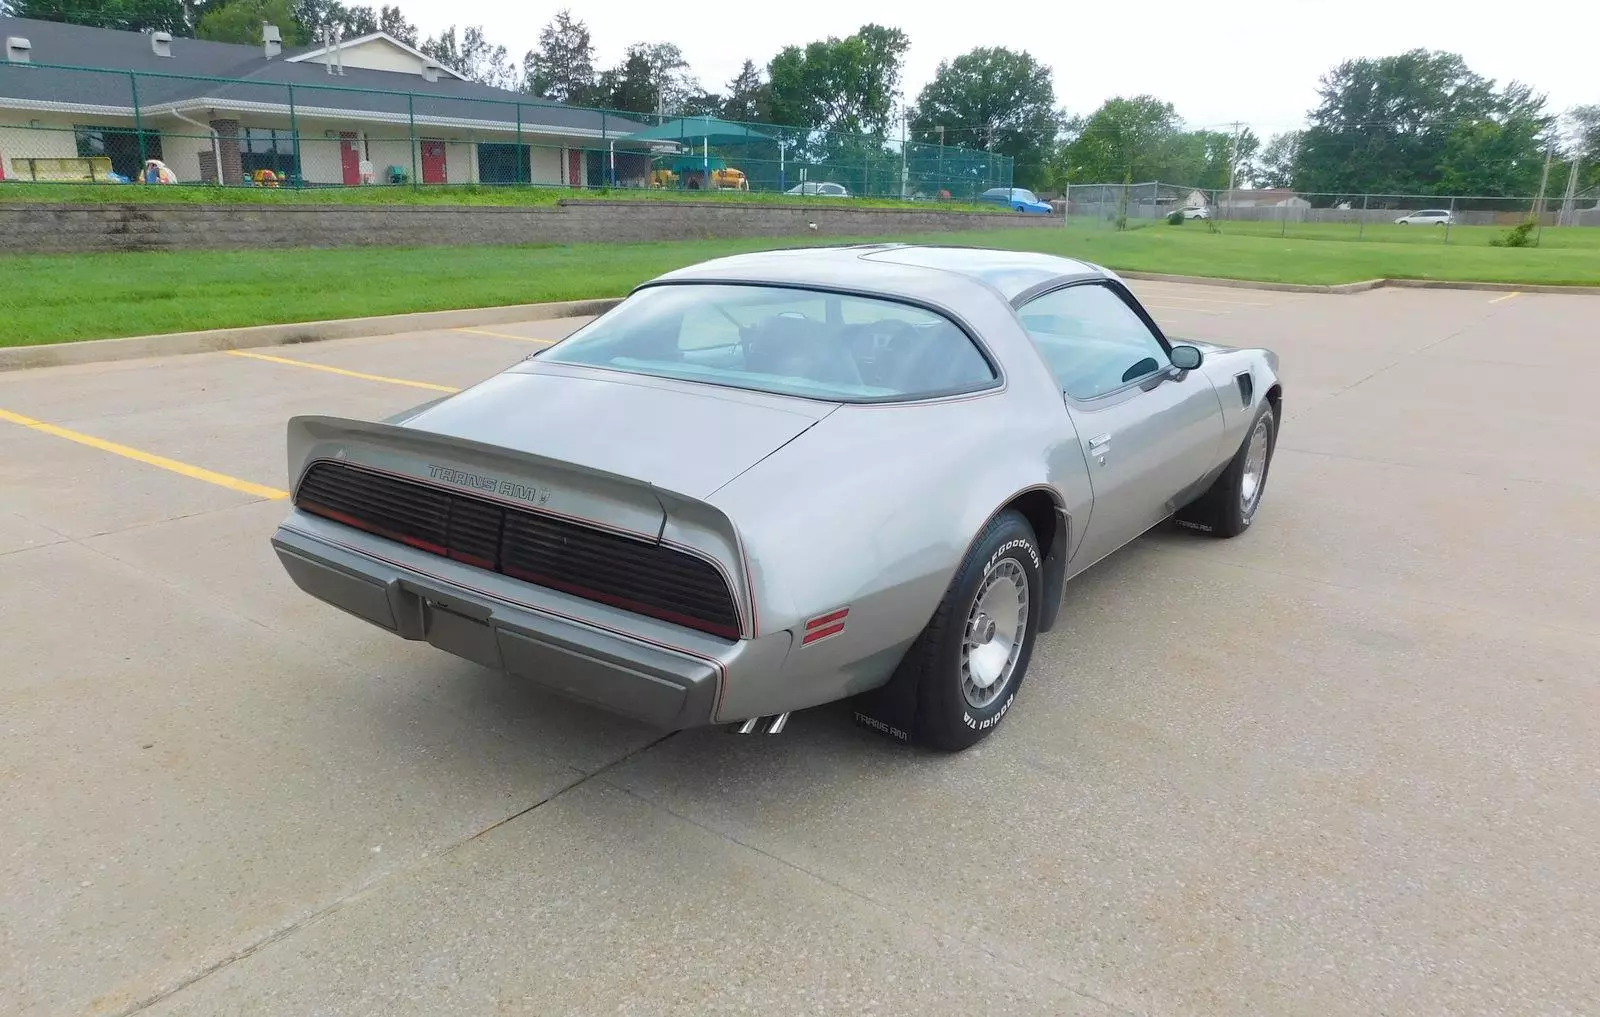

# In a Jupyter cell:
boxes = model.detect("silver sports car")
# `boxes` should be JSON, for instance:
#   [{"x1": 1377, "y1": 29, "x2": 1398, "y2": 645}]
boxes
[{"x1": 270, "y1": 245, "x2": 1282, "y2": 751}]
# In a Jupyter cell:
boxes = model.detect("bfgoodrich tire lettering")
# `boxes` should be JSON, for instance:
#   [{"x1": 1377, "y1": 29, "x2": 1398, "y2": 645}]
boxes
[{"x1": 901, "y1": 509, "x2": 1042, "y2": 752}]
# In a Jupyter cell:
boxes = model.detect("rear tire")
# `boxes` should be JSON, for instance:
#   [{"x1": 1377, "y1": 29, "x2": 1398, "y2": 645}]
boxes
[
  {"x1": 1176, "y1": 402, "x2": 1277, "y2": 538},
  {"x1": 902, "y1": 510, "x2": 1042, "y2": 752}
]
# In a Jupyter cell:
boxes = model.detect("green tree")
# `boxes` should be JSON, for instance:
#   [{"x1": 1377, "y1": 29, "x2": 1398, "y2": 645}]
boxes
[
  {"x1": 909, "y1": 46, "x2": 1060, "y2": 189},
  {"x1": 1160, "y1": 127, "x2": 1259, "y2": 188},
  {"x1": 1566, "y1": 104, "x2": 1600, "y2": 191},
  {"x1": 374, "y1": 4, "x2": 412, "y2": 45},
  {"x1": 1437, "y1": 114, "x2": 1548, "y2": 196},
  {"x1": 8, "y1": 0, "x2": 189, "y2": 33},
  {"x1": 721, "y1": 59, "x2": 769, "y2": 123},
  {"x1": 1057, "y1": 95, "x2": 1182, "y2": 183},
  {"x1": 196, "y1": 0, "x2": 303, "y2": 44},
  {"x1": 1255, "y1": 131, "x2": 1301, "y2": 188},
  {"x1": 766, "y1": 23, "x2": 910, "y2": 137},
  {"x1": 521, "y1": 8, "x2": 596, "y2": 104},
  {"x1": 419, "y1": 25, "x2": 517, "y2": 89},
  {"x1": 1295, "y1": 49, "x2": 1551, "y2": 197}
]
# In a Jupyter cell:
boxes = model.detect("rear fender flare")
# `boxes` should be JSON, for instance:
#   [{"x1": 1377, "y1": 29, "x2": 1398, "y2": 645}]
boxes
[{"x1": 955, "y1": 485, "x2": 1072, "y2": 634}]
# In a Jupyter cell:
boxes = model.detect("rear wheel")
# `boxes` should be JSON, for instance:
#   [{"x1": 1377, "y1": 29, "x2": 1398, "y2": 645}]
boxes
[{"x1": 901, "y1": 510, "x2": 1042, "y2": 751}]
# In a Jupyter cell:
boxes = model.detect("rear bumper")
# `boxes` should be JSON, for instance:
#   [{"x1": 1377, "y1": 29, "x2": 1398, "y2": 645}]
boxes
[{"x1": 272, "y1": 524, "x2": 727, "y2": 729}]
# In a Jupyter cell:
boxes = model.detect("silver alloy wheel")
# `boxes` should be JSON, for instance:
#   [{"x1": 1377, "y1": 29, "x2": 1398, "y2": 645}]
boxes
[
  {"x1": 1240, "y1": 416, "x2": 1271, "y2": 517},
  {"x1": 960, "y1": 558, "x2": 1029, "y2": 710}
]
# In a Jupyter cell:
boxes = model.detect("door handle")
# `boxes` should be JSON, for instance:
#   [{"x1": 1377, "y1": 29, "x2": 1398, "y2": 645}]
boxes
[{"x1": 1087, "y1": 433, "x2": 1111, "y2": 464}]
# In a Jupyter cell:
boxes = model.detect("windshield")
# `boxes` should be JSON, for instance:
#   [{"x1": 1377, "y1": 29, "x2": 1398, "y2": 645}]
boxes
[{"x1": 538, "y1": 283, "x2": 998, "y2": 402}]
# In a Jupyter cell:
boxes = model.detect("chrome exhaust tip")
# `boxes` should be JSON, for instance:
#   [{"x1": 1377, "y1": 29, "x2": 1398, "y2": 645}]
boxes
[{"x1": 731, "y1": 712, "x2": 791, "y2": 735}]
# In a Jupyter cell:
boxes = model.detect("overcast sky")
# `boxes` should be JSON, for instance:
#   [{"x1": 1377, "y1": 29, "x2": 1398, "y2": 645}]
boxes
[{"x1": 399, "y1": 0, "x2": 1593, "y2": 136}]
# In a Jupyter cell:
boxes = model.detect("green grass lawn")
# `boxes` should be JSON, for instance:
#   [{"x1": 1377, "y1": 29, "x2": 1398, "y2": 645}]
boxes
[
  {"x1": 3, "y1": 224, "x2": 1597, "y2": 347},
  {"x1": 1195, "y1": 217, "x2": 1600, "y2": 249},
  {"x1": 0, "y1": 180, "x2": 994, "y2": 213}
]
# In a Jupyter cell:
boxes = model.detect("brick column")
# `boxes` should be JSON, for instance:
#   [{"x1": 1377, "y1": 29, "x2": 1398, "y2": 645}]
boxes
[{"x1": 209, "y1": 118, "x2": 243, "y2": 186}]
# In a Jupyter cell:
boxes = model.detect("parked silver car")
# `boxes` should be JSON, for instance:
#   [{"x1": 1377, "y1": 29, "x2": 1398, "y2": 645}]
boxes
[
  {"x1": 1394, "y1": 209, "x2": 1454, "y2": 225},
  {"x1": 271, "y1": 246, "x2": 1283, "y2": 750},
  {"x1": 785, "y1": 181, "x2": 850, "y2": 197}
]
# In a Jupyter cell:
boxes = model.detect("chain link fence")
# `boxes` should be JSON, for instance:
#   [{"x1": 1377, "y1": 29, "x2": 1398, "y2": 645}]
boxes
[
  {"x1": 0, "y1": 61, "x2": 1012, "y2": 199},
  {"x1": 1059, "y1": 181, "x2": 1600, "y2": 242}
]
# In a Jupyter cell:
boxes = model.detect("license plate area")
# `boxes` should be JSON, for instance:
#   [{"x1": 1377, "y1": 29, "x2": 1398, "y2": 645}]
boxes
[{"x1": 423, "y1": 600, "x2": 504, "y2": 670}]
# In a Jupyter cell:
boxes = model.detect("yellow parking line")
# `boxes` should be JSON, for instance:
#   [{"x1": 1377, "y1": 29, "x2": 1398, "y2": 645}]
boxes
[
  {"x1": 1137, "y1": 292, "x2": 1270, "y2": 308},
  {"x1": 1144, "y1": 303, "x2": 1228, "y2": 315},
  {"x1": 0, "y1": 407, "x2": 288, "y2": 500},
  {"x1": 1488, "y1": 291, "x2": 1522, "y2": 304},
  {"x1": 454, "y1": 327, "x2": 556, "y2": 345},
  {"x1": 227, "y1": 349, "x2": 459, "y2": 392}
]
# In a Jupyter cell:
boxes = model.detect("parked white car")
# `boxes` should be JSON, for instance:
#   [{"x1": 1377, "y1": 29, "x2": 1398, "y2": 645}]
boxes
[
  {"x1": 786, "y1": 181, "x2": 850, "y2": 198},
  {"x1": 1180, "y1": 205, "x2": 1210, "y2": 220},
  {"x1": 1394, "y1": 209, "x2": 1454, "y2": 225}
]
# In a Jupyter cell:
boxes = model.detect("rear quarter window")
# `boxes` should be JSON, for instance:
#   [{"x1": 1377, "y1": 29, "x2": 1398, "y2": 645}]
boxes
[{"x1": 539, "y1": 283, "x2": 998, "y2": 402}]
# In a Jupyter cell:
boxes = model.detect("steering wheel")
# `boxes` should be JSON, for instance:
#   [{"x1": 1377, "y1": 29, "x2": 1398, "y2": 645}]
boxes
[{"x1": 849, "y1": 319, "x2": 920, "y2": 385}]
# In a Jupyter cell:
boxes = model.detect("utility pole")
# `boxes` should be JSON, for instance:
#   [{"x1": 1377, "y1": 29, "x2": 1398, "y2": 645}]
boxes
[
  {"x1": 899, "y1": 107, "x2": 909, "y2": 200},
  {"x1": 1531, "y1": 144, "x2": 1554, "y2": 222},
  {"x1": 1224, "y1": 120, "x2": 1243, "y2": 220},
  {"x1": 1558, "y1": 155, "x2": 1581, "y2": 226}
]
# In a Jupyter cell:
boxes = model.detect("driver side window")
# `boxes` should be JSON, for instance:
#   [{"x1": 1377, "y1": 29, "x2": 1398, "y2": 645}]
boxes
[{"x1": 1017, "y1": 283, "x2": 1171, "y2": 400}]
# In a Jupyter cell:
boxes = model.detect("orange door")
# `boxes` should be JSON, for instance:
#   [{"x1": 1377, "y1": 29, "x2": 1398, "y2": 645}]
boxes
[
  {"x1": 420, "y1": 140, "x2": 446, "y2": 185},
  {"x1": 339, "y1": 132, "x2": 361, "y2": 185},
  {"x1": 567, "y1": 148, "x2": 583, "y2": 187}
]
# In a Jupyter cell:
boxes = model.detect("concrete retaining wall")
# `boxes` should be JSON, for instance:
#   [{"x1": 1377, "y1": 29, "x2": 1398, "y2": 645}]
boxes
[{"x1": 0, "y1": 199, "x2": 1058, "y2": 254}]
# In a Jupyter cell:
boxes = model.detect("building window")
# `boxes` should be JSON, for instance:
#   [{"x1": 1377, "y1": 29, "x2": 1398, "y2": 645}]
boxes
[
  {"x1": 74, "y1": 125, "x2": 163, "y2": 180},
  {"x1": 477, "y1": 143, "x2": 529, "y2": 184},
  {"x1": 241, "y1": 128, "x2": 297, "y2": 178}
]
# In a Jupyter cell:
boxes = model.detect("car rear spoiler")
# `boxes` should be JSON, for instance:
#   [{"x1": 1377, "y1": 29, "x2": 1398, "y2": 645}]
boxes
[{"x1": 283, "y1": 414, "x2": 754, "y2": 623}]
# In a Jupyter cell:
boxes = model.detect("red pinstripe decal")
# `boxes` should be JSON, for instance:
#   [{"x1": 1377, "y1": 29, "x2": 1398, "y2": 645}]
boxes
[
  {"x1": 801, "y1": 621, "x2": 847, "y2": 645},
  {"x1": 299, "y1": 456, "x2": 751, "y2": 637},
  {"x1": 805, "y1": 608, "x2": 849, "y2": 630}
]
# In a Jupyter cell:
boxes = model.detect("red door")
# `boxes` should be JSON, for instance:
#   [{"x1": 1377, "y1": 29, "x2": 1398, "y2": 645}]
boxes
[
  {"x1": 339, "y1": 132, "x2": 361, "y2": 185},
  {"x1": 420, "y1": 140, "x2": 446, "y2": 185},
  {"x1": 567, "y1": 148, "x2": 583, "y2": 188}
]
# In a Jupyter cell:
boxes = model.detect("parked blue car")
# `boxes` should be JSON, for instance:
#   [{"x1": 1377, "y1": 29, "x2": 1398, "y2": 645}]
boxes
[{"x1": 978, "y1": 187, "x2": 1053, "y2": 214}]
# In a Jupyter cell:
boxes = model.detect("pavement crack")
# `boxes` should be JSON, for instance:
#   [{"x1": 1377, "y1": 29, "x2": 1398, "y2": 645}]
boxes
[
  {"x1": 1144, "y1": 541, "x2": 1600, "y2": 641},
  {"x1": 1275, "y1": 445, "x2": 1597, "y2": 493},
  {"x1": 112, "y1": 730, "x2": 679, "y2": 1017},
  {"x1": 604, "y1": 782, "x2": 1141, "y2": 1017},
  {"x1": 1320, "y1": 312, "x2": 1492, "y2": 401}
]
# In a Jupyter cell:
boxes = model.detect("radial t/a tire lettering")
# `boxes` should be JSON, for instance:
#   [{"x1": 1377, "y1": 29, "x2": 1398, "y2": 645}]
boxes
[
  {"x1": 899, "y1": 509, "x2": 1043, "y2": 752},
  {"x1": 1177, "y1": 402, "x2": 1277, "y2": 538}
]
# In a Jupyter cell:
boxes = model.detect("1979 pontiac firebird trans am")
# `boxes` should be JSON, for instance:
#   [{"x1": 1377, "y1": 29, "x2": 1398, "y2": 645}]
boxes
[{"x1": 271, "y1": 245, "x2": 1283, "y2": 751}]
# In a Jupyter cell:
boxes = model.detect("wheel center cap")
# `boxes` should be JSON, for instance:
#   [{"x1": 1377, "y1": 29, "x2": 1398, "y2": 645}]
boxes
[{"x1": 976, "y1": 615, "x2": 997, "y2": 643}]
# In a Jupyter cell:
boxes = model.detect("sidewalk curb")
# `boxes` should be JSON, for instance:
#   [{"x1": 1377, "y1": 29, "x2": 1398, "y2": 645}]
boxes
[
  {"x1": 1116, "y1": 272, "x2": 1600, "y2": 296},
  {"x1": 0, "y1": 298, "x2": 624, "y2": 373},
  {"x1": 1114, "y1": 271, "x2": 1386, "y2": 294},
  {"x1": 4, "y1": 273, "x2": 1596, "y2": 372}
]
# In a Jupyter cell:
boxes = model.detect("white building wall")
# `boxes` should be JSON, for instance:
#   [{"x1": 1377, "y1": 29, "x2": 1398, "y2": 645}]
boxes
[
  {"x1": 365, "y1": 137, "x2": 416, "y2": 181},
  {"x1": 444, "y1": 138, "x2": 476, "y2": 184},
  {"x1": 0, "y1": 115, "x2": 87, "y2": 179},
  {"x1": 156, "y1": 125, "x2": 212, "y2": 182},
  {"x1": 302, "y1": 38, "x2": 427, "y2": 75}
]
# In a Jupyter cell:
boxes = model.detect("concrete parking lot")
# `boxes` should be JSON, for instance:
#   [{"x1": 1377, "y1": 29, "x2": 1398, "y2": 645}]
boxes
[{"x1": 2, "y1": 280, "x2": 1597, "y2": 1017}]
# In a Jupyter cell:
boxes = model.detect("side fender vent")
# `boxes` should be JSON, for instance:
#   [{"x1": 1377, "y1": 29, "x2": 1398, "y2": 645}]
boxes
[{"x1": 1235, "y1": 372, "x2": 1253, "y2": 408}]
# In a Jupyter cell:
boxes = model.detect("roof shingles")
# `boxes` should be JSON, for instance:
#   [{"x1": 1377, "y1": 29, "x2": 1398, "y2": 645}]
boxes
[{"x1": 0, "y1": 16, "x2": 646, "y2": 137}]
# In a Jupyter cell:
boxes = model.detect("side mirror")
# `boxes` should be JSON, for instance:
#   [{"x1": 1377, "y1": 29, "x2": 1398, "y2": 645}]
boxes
[{"x1": 1170, "y1": 345, "x2": 1204, "y2": 371}]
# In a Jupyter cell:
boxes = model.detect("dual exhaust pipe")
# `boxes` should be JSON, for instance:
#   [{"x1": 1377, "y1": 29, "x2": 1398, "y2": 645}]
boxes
[{"x1": 733, "y1": 712, "x2": 790, "y2": 735}]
